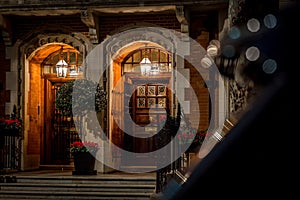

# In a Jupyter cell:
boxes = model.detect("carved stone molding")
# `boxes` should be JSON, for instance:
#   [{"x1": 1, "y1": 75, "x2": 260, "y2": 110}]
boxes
[
  {"x1": 24, "y1": 34, "x2": 86, "y2": 58},
  {"x1": 80, "y1": 9, "x2": 95, "y2": 28},
  {"x1": 228, "y1": 0, "x2": 247, "y2": 26},
  {"x1": 107, "y1": 27, "x2": 176, "y2": 57},
  {"x1": 89, "y1": 28, "x2": 98, "y2": 44},
  {"x1": 80, "y1": 9, "x2": 98, "y2": 44},
  {"x1": 229, "y1": 79, "x2": 251, "y2": 115},
  {"x1": 176, "y1": 5, "x2": 189, "y2": 34}
]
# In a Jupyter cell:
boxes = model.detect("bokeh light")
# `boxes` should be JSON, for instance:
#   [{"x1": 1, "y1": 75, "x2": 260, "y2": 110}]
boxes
[{"x1": 245, "y1": 46, "x2": 260, "y2": 61}]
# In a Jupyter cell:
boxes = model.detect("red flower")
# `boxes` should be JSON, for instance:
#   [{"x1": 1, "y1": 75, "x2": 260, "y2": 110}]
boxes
[
  {"x1": 0, "y1": 117, "x2": 22, "y2": 130},
  {"x1": 177, "y1": 134, "x2": 182, "y2": 140},
  {"x1": 159, "y1": 115, "x2": 166, "y2": 121},
  {"x1": 70, "y1": 141, "x2": 99, "y2": 155},
  {"x1": 71, "y1": 141, "x2": 84, "y2": 148}
]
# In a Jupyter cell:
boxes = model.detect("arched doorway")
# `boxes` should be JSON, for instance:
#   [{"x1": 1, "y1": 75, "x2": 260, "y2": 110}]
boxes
[
  {"x1": 40, "y1": 44, "x2": 83, "y2": 165},
  {"x1": 110, "y1": 42, "x2": 174, "y2": 170},
  {"x1": 26, "y1": 43, "x2": 84, "y2": 167}
]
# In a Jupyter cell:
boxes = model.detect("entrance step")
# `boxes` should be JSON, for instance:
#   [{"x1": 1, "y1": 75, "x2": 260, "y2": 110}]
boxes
[
  {"x1": 0, "y1": 171, "x2": 156, "y2": 199},
  {"x1": 120, "y1": 165, "x2": 158, "y2": 173},
  {"x1": 39, "y1": 164, "x2": 74, "y2": 171}
]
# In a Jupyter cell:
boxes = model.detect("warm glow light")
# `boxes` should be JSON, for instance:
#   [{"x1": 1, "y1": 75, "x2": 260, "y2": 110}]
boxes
[
  {"x1": 140, "y1": 57, "x2": 151, "y2": 76},
  {"x1": 56, "y1": 59, "x2": 68, "y2": 78},
  {"x1": 150, "y1": 63, "x2": 159, "y2": 75}
]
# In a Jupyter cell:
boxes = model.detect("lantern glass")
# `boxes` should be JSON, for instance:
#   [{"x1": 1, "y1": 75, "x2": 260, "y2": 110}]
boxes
[
  {"x1": 140, "y1": 57, "x2": 151, "y2": 76},
  {"x1": 56, "y1": 59, "x2": 68, "y2": 78}
]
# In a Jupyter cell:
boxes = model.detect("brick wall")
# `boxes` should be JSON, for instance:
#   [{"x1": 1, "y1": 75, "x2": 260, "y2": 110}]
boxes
[
  {"x1": 98, "y1": 12, "x2": 181, "y2": 42},
  {"x1": 0, "y1": 38, "x2": 10, "y2": 116},
  {"x1": 11, "y1": 14, "x2": 89, "y2": 43},
  {"x1": 3, "y1": 14, "x2": 86, "y2": 116},
  {"x1": 188, "y1": 12, "x2": 219, "y2": 131}
]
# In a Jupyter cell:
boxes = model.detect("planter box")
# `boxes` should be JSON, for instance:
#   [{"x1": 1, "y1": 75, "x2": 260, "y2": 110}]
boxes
[{"x1": 72, "y1": 152, "x2": 97, "y2": 175}]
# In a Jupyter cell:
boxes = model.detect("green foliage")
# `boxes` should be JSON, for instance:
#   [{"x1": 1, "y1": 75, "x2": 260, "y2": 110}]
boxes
[
  {"x1": 55, "y1": 81, "x2": 74, "y2": 116},
  {"x1": 55, "y1": 79, "x2": 107, "y2": 116}
]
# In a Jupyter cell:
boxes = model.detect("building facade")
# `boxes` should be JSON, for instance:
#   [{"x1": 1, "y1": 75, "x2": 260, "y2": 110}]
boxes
[{"x1": 0, "y1": 0, "x2": 291, "y2": 181}]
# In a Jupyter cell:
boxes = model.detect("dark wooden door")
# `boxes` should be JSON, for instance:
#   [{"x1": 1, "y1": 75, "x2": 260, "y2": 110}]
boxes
[
  {"x1": 123, "y1": 74, "x2": 172, "y2": 169},
  {"x1": 43, "y1": 79, "x2": 80, "y2": 165},
  {"x1": 112, "y1": 73, "x2": 172, "y2": 169},
  {"x1": 131, "y1": 84, "x2": 169, "y2": 153}
]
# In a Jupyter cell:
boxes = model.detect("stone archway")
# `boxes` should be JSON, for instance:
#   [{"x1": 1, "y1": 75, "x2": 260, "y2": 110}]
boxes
[
  {"x1": 15, "y1": 33, "x2": 91, "y2": 170},
  {"x1": 84, "y1": 27, "x2": 195, "y2": 172},
  {"x1": 110, "y1": 41, "x2": 174, "y2": 170}
]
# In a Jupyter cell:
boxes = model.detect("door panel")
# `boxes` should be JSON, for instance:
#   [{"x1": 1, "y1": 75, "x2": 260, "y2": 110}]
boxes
[
  {"x1": 112, "y1": 73, "x2": 172, "y2": 169},
  {"x1": 132, "y1": 84, "x2": 168, "y2": 153},
  {"x1": 43, "y1": 80, "x2": 80, "y2": 165},
  {"x1": 111, "y1": 77, "x2": 127, "y2": 150}
]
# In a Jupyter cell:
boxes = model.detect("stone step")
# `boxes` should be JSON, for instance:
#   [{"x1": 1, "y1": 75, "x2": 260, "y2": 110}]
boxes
[
  {"x1": 0, "y1": 194, "x2": 152, "y2": 200},
  {"x1": 15, "y1": 176, "x2": 155, "y2": 184},
  {"x1": 0, "y1": 183, "x2": 155, "y2": 192},
  {"x1": 39, "y1": 165, "x2": 74, "y2": 171},
  {"x1": 0, "y1": 190, "x2": 154, "y2": 199},
  {"x1": 0, "y1": 172, "x2": 157, "y2": 200}
]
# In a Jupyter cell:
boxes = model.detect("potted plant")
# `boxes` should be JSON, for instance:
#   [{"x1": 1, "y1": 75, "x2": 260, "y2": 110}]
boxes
[
  {"x1": 175, "y1": 111, "x2": 208, "y2": 153},
  {"x1": 70, "y1": 141, "x2": 99, "y2": 175},
  {"x1": 0, "y1": 105, "x2": 22, "y2": 137},
  {"x1": 55, "y1": 79, "x2": 107, "y2": 173},
  {"x1": 55, "y1": 79, "x2": 107, "y2": 117}
]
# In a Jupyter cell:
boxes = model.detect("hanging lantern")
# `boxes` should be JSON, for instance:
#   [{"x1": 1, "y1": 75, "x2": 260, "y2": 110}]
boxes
[
  {"x1": 56, "y1": 46, "x2": 68, "y2": 78},
  {"x1": 56, "y1": 59, "x2": 68, "y2": 78},
  {"x1": 140, "y1": 57, "x2": 152, "y2": 76}
]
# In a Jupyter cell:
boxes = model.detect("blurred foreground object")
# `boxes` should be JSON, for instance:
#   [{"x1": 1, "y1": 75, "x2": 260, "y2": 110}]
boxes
[{"x1": 166, "y1": 2, "x2": 299, "y2": 199}]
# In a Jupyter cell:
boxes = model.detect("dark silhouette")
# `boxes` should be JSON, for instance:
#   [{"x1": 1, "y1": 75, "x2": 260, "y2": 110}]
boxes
[{"x1": 167, "y1": 2, "x2": 299, "y2": 199}]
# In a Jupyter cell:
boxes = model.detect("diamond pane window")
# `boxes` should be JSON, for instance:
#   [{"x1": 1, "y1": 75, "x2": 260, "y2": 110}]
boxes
[{"x1": 137, "y1": 98, "x2": 146, "y2": 108}]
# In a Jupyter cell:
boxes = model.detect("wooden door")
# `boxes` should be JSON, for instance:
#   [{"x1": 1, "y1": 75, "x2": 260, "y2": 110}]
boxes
[
  {"x1": 43, "y1": 79, "x2": 80, "y2": 165},
  {"x1": 112, "y1": 73, "x2": 172, "y2": 169},
  {"x1": 111, "y1": 77, "x2": 128, "y2": 150},
  {"x1": 125, "y1": 81, "x2": 170, "y2": 169},
  {"x1": 131, "y1": 84, "x2": 169, "y2": 153}
]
